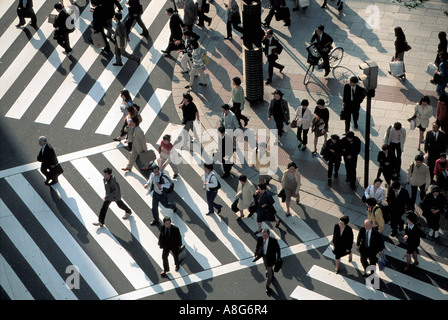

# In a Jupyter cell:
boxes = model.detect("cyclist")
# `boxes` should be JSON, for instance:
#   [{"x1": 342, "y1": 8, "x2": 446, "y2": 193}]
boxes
[{"x1": 310, "y1": 25, "x2": 334, "y2": 77}]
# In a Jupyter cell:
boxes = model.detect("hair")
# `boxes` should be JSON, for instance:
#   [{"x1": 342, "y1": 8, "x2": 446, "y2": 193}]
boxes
[
  {"x1": 415, "y1": 154, "x2": 424, "y2": 162},
  {"x1": 393, "y1": 122, "x2": 402, "y2": 130},
  {"x1": 126, "y1": 105, "x2": 137, "y2": 116},
  {"x1": 440, "y1": 153, "x2": 447, "y2": 159},
  {"x1": 262, "y1": 228, "x2": 270, "y2": 235},
  {"x1": 221, "y1": 104, "x2": 230, "y2": 110},
  {"x1": 232, "y1": 77, "x2": 241, "y2": 86},
  {"x1": 258, "y1": 183, "x2": 267, "y2": 190},
  {"x1": 204, "y1": 163, "x2": 214, "y2": 171},
  {"x1": 317, "y1": 25, "x2": 325, "y2": 31},
  {"x1": 238, "y1": 175, "x2": 248, "y2": 182},
  {"x1": 163, "y1": 134, "x2": 171, "y2": 141},
  {"x1": 350, "y1": 76, "x2": 359, "y2": 83},
  {"x1": 316, "y1": 99, "x2": 325, "y2": 106},
  {"x1": 131, "y1": 115, "x2": 140, "y2": 126},
  {"x1": 287, "y1": 162, "x2": 298, "y2": 169},
  {"x1": 381, "y1": 144, "x2": 389, "y2": 151},
  {"x1": 373, "y1": 178, "x2": 383, "y2": 184},
  {"x1": 301, "y1": 99, "x2": 309, "y2": 106},
  {"x1": 340, "y1": 215, "x2": 350, "y2": 225},
  {"x1": 391, "y1": 181, "x2": 401, "y2": 190},
  {"x1": 183, "y1": 93, "x2": 193, "y2": 102},
  {"x1": 439, "y1": 31, "x2": 447, "y2": 42},
  {"x1": 163, "y1": 216, "x2": 172, "y2": 223},
  {"x1": 346, "y1": 131, "x2": 355, "y2": 139},
  {"x1": 38, "y1": 136, "x2": 47, "y2": 144},
  {"x1": 121, "y1": 90, "x2": 132, "y2": 101},
  {"x1": 330, "y1": 134, "x2": 339, "y2": 141},
  {"x1": 114, "y1": 12, "x2": 122, "y2": 21},
  {"x1": 440, "y1": 94, "x2": 448, "y2": 104},
  {"x1": 152, "y1": 165, "x2": 160, "y2": 171},
  {"x1": 365, "y1": 198, "x2": 377, "y2": 207},
  {"x1": 273, "y1": 89, "x2": 283, "y2": 96},
  {"x1": 266, "y1": 29, "x2": 273, "y2": 35},
  {"x1": 54, "y1": 3, "x2": 63, "y2": 10},
  {"x1": 419, "y1": 95, "x2": 430, "y2": 105},
  {"x1": 103, "y1": 167, "x2": 113, "y2": 175},
  {"x1": 166, "y1": 8, "x2": 174, "y2": 14},
  {"x1": 394, "y1": 26, "x2": 406, "y2": 41},
  {"x1": 218, "y1": 126, "x2": 225, "y2": 133}
]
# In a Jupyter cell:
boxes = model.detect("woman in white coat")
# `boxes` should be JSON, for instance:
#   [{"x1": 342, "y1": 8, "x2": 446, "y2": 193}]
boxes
[
  {"x1": 414, "y1": 96, "x2": 433, "y2": 151},
  {"x1": 295, "y1": 99, "x2": 312, "y2": 151},
  {"x1": 235, "y1": 175, "x2": 256, "y2": 220}
]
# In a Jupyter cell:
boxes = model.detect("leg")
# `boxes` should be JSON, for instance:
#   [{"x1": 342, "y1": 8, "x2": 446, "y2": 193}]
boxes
[
  {"x1": 197, "y1": 68, "x2": 207, "y2": 84},
  {"x1": 226, "y1": 21, "x2": 232, "y2": 38},
  {"x1": 115, "y1": 200, "x2": 132, "y2": 214},
  {"x1": 180, "y1": 53, "x2": 190, "y2": 72},
  {"x1": 302, "y1": 129, "x2": 309, "y2": 147},
  {"x1": 264, "y1": 8, "x2": 275, "y2": 26},
  {"x1": 135, "y1": 15, "x2": 149, "y2": 35},
  {"x1": 120, "y1": 48, "x2": 139, "y2": 63},
  {"x1": 152, "y1": 192, "x2": 161, "y2": 221},
  {"x1": 158, "y1": 192, "x2": 177, "y2": 211},
  {"x1": 189, "y1": 68, "x2": 199, "y2": 86},
  {"x1": 98, "y1": 200, "x2": 112, "y2": 225},
  {"x1": 161, "y1": 247, "x2": 170, "y2": 272}
]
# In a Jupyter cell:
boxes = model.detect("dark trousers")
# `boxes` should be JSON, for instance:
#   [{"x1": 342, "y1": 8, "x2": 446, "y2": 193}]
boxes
[
  {"x1": 377, "y1": 166, "x2": 394, "y2": 185},
  {"x1": 206, "y1": 190, "x2": 222, "y2": 214},
  {"x1": 411, "y1": 184, "x2": 426, "y2": 205},
  {"x1": 328, "y1": 160, "x2": 341, "y2": 179},
  {"x1": 344, "y1": 107, "x2": 360, "y2": 132},
  {"x1": 274, "y1": 116, "x2": 285, "y2": 137},
  {"x1": 267, "y1": 54, "x2": 284, "y2": 79},
  {"x1": 56, "y1": 32, "x2": 72, "y2": 52},
  {"x1": 162, "y1": 247, "x2": 180, "y2": 272},
  {"x1": 297, "y1": 126, "x2": 309, "y2": 145},
  {"x1": 17, "y1": 7, "x2": 37, "y2": 26},
  {"x1": 264, "y1": 7, "x2": 290, "y2": 26},
  {"x1": 125, "y1": 14, "x2": 148, "y2": 35},
  {"x1": 198, "y1": 9, "x2": 211, "y2": 25},
  {"x1": 344, "y1": 156, "x2": 358, "y2": 187},
  {"x1": 320, "y1": 49, "x2": 330, "y2": 73},
  {"x1": 390, "y1": 209, "x2": 404, "y2": 233},
  {"x1": 226, "y1": 20, "x2": 243, "y2": 38},
  {"x1": 152, "y1": 192, "x2": 176, "y2": 221},
  {"x1": 99, "y1": 200, "x2": 131, "y2": 224},
  {"x1": 388, "y1": 142, "x2": 402, "y2": 175},
  {"x1": 360, "y1": 250, "x2": 379, "y2": 271},
  {"x1": 231, "y1": 103, "x2": 248, "y2": 127}
]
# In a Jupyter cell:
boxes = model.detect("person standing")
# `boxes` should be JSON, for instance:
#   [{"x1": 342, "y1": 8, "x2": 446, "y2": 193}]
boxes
[
  {"x1": 37, "y1": 136, "x2": 63, "y2": 186},
  {"x1": 406, "y1": 154, "x2": 431, "y2": 206},
  {"x1": 280, "y1": 162, "x2": 301, "y2": 216},
  {"x1": 112, "y1": 12, "x2": 141, "y2": 67},
  {"x1": 424, "y1": 121, "x2": 447, "y2": 181},
  {"x1": 421, "y1": 186, "x2": 445, "y2": 239},
  {"x1": 158, "y1": 216, "x2": 183, "y2": 277},
  {"x1": 225, "y1": 0, "x2": 243, "y2": 40},
  {"x1": 196, "y1": 0, "x2": 212, "y2": 27},
  {"x1": 311, "y1": 99, "x2": 329, "y2": 155},
  {"x1": 53, "y1": 3, "x2": 74, "y2": 56},
  {"x1": 332, "y1": 216, "x2": 353, "y2": 274},
  {"x1": 342, "y1": 76, "x2": 366, "y2": 132},
  {"x1": 235, "y1": 175, "x2": 256, "y2": 221},
  {"x1": 295, "y1": 99, "x2": 312, "y2": 152},
  {"x1": 122, "y1": 116, "x2": 147, "y2": 171},
  {"x1": 384, "y1": 122, "x2": 406, "y2": 176},
  {"x1": 262, "y1": 29, "x2": 284, "y2": 85},
  {"x1": 267, "y1": 89, "x2": 290, "y2": 138},
  {"x1": 253, "y1": 183, "x2": 281, "y2": 234},
  {"x1": 403, "y1": 213, "x2": 424, "y2": 272},
  {"x1": 376, "y1": 144, "x2": 397, "y2": 188},
  {"x1": 144, "y1": 165, "x2": 178, "y2": 226},
  {"x1": 179, "y1": 93, "x2": 200, "y2": 149},
  {"x1": 386, "y1": 181, "x2": 411, "y2": 237},
  {"x1": 203, "y1": 164, "x2": 223, "y2": 215},
  {"x1": 253, "y1": 229, "x2": 281, "y2": 295},
  {"x1": 93, "y1": 167, "x2": 132, "y2": 227},
  {"x1": 183, "y1": 0, "x2": 198, "y2": 32},
  {"x1": 414, "y1": 96, "x2": 433, "y2": 151},
  {"x1": 162, "y1": 8, "x2": 185, "y2": 57},
  {"x1": 220, "y1": 104, "x2": 240, "y2": 130},
  {"x1": 231, "y1": 77, "x2": 249, "y2": 127},
  {"x1": 390, "y1": 26, "x2": 408, "y2": 80},
  {"x1": 363, "y1": 178, "x2": 385, "y2": 204},
  {"x1": 340, "y1": 131, "x2": 361, "y2": 190},
  {"x1": 16, "y1": 0, "x2": 37, "y2": 29},
  {"x1": 436, "y1": 94, "x2": 448, "y2": 133},
  {"x1": 325, "y1": 134, "x2": 342, "y2": 187},
  {"x1": 356, "y1": 219, "x2": 384, "y2": 277},
  {"x1": 125, "y1": 0, "x2": 149, "y2": 38}
]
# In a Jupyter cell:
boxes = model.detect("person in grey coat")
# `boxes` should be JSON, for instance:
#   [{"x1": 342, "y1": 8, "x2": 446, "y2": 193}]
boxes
[
  {"x1": 113, "y1": 12, "x2": 141, "y2": 66},
  {"x1": 183, "y1": 0, "x2": 197, "y2": 32}
]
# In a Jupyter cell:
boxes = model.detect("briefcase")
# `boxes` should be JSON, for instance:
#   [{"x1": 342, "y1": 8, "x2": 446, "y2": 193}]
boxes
[
  {"x1": 178, "y1": 245, "x2": 187, "y2": 263},
  {"x1": 274, "y1": 258, "x2": 283, "y2": 272},
  {"x1": 139, "y1": 149, "x2": 157, "y2": 166},
  {"x1": 48, "y1": 14, "x2": 57, "y2": 24},
  {"x1": 92, "y1": 31, "x2": 106, "y2": 49}
]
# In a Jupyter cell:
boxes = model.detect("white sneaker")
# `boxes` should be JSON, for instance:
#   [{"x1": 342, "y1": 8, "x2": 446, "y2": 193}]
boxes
[
  {"x1": 429, "y1": 229, "x2": 434, "y2": 237},
  {"x1": 434, "y1": 231, "x2": 440, "y2": 238}
]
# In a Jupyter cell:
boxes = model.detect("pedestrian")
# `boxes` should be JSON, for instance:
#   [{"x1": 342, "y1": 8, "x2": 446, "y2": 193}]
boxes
[
  {"x1": 93, "y1": 167, "x2": 132, "y2": 227},
  {"x1": 310, "y1": 25, "x2": 333, "y2": 77},
  {"x1": 185, "y1": 39, "x2": 207, "y2": 89},
  {"x1": 158, "y1": 216, "x2": 183, "y2": 277},
  {"x1": 231, "y1": 77, "x2": 249, "y2": 128},
  {"x1": 340, "y1": 131, "x2": 361, "y2": 190},
  {"x1": 253, "y1": 183, "x2": 281, "y2": 234},
  {"x1": 311, "y1": 99, "x2": 329, "y2": 155},
  {"x1": 421, "y1": 186, "x2": 445, "y2": 239},
  {"x1": 406, "y1": 154, "x2": 431, "y2": 206},
  {"x1": 436, "y1": 94, "x2": 448, "y2": 133},
  {"x1": 332, "y1": 215, "x2": 353, "y2": 274},
  {"x1": 53, "y1": 3, "x2": 74, "y2": 56},
  {"x1": 179, "y1": 30, "x2": 200, "y2": 73},
  {"x1": 121, "y1": 116, "x2": 147, "y2": 171},
  {"x1": 124, "y1": 0, "x2": 149, "y2": 38},
  {"x1": 295, "y1": 99, "x2": 312, "y2": 152},
  {"x1": 390, "y1": 26, "x2": 408, "y2": 80},
  {"x1": 37, "y1": 136, "x2": 63, "y2": 186},
  {"x1": 252, "y1": 142, "x2": 273, "y2": 185},
  {"x1": 156, "y1": 134, "x2": 179, "y2": 179},
  {"x1": 253, "y1": 229, "x2": 281, "y2": 295},
  {"x1": 403, "y1": 213, "x2": 424, "y2": 272},
  {"x1": 342, "y1": 76, "x2": 366, "y2": 132},
  {"x1": 16, "y1": 0, "x2": 37, "y2": 29},
  {"x1": 280, "y1": 162, "x2": 301, "y2": 216},
  {"x1": 384, "y1": 122, "x2": 406, "y2": 176},
  {"x1": 112, "y1": 12, "x2": 141, "y2": 67},
  {"x1": 262, "y1": 0, "x2": 290, "y2": 28},
  {"x1": 196, "y1": 0, "x2": 212, "y2": 27},
  {"x1": 376, "y1": 144, "x2": 397, "y2": 188},
  {"x1": 267, "y1": 89, "x2": 290, "y2": 138},
  {"x1": 434, "y1": 52, "x2": 448, "y2": 97},
  {"x1": 363, "y1": 178, "x2": 385, "y2": 204},
  {"x1": 113, "y1": 90, "x2": 137, "y2": 143},
  {"x1": 424, "y1": 121, "x2": 447, "y2": 181},
  {"x1": 216, "y1": 126, "x2": 234, "y2": 178},
  {"x1": 183, "y1": 0, "x2": 198, "y2": 32},
  {"x1": 203, "y1": 163, "x2": 223, "y2": 215},
  {"x1": 225, "y1": 0, "x2": 243, "y2": 40},
  {"x1": 414, "y1": 96, "x2": 433, "y2": 151},
  {"x1": 433, "y1": 153, "x2": 448, "y2": 195},
  {"x1": 325, "y1": 134, "x2": 342, "y2": 187},
  {"x1": 262, "y1": 29, "x2": 284, "y2": 85},
  {"x1": 435, "y1": 31, "x2": 447, "y2": 67},
  {"x1": 89, "y1": 0, "x2": 111, "y2": 53},
  {"x1": 100, "y1": 0, "x2": 122, "y2": 39},
  {"x1": 144, "y1": 165, "x2": 177, "y2": 225},
  {"x1": 386, "y1": 181, "x2": 411, "y2": 237},
  {"x1": 356, "y1": 219, "x2": 384, "y2": 277},
  {"x1": 365, "y1": 198, "x2": 385, "y2": 236},
  {"x1": 220, "y1": 104, "x2": 240, "y2": 130},
  {"x1": 162, "y1": 8, "x2": 185, "y2": 57},
  {"x1": 179, "y1": 92, "x2": 200, "y2": 149},
  {"x1": 234, "y1": 174, "x2": 256, "y2": 221}
]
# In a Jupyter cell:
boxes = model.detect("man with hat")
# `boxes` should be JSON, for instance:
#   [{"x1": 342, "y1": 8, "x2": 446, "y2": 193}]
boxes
[
  {"x1": 268, "y1": 89, "x2": 290, "y2": 138},
  {"x1": 342, "y1": 76, "x2": 366, "y2": 132},
  {"x1": 158, "y1": 216, "x2": 183, "y2": 277}
]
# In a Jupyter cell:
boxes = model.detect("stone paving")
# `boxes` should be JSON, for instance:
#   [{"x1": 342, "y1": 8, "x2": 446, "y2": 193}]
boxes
[{"x1": 169, "y1": 0, "x2": 448, "y2": 257}]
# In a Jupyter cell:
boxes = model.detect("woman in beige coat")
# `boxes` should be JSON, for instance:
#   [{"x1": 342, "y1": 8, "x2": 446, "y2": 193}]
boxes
[
  {"x1": 281, "y1": 162, "x2": 301, "y2": 216},
  {"x1": 235, "y1": 175, "x2": 256, "y2": 220}
]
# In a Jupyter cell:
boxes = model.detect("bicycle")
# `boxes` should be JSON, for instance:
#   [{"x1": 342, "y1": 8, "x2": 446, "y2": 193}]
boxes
[{"x1": 303, "y1": 43, "x2": 344, "y2": 85}]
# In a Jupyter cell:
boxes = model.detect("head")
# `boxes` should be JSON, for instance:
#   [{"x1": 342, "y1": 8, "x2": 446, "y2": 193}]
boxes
[
  {"x1": 364, "y1": 219, "x2": 373, "y2": 231},
  {"x1": 391, "y1": 181, "x2": 401, "y2": 192},
  {"x1": 257, "y1": 183, "x2": 267, "y2": 194},
  {"x1": 166, "y1": 7, "x2": 174, "y2": 16},
  {"x1": 221, "y1": 104, "x2": 230, "y2": 115},
  {"x1": 419, "y1": 95, "x2": 430, "y2": 106},
  {"x1": 265, "y1": 29, "x2": 273, "y2": 39},
  {"x1": 183, "y1": 30, "x2": 192, "y2": 39},
  {"x1": 330, "y1": 134, "x2": 339, "y2": 143},
  {"x1": 393, "y1": 122, "x2": 402, "y2": 131},
  {"x1": 273, "y1": 90, "x2": 283, "y2": 100},
  {"x1": 218, "y1": 126, "x2": 225, "y2": 136},
  {"x1": 301, "y1": 99, "x2": 309, "y2": 109},
  {"x1": 381, "y1": 144, "x2": 389, "y2": 153},
  {"x1": 346, "y1": 131, "x2": 355, "y2": 141},
  {"x1": 339, "y1": 215, "x2": 350, "y2": 228},
  {"x1": 131, "y1": 115, "x2": 140, "y2": 127},
  {"x1": 232, "y1": 77, "x2": 241, "y2": 86},
  {"x1": 121, "y1": 89, "x2": 132, "y2": 101},
  {"x1": 204, "y1": 163, "x2": 213, "y2": 174},
  {"x1": 163, "y1": 134, "x2": 171, "y2": 144},
  {"x1": 163, "y1": 216, "x2": 172, "y2": 228},
  {"x1": 394, "y1": 26, "x2": 405, "y2": 39},
  {"x1": 431, "y1": 186, "x2": 441, "y2": 196},
  {"x1": 54, "y1": 3, "x2": 63, "y2": 11},
  {"x1": 316, "y1": 25, "x2": 325, "y2": 35},
  {"x1": 415, "y1": 154, "x2": 424, "y2": 166},
  {"x1": 238, "y1": 174, "x2": 248, "y2": 184},
  {"x1": 103, "y1": 167, "x2": 113, "y2": 180},
  {"x1": 365, "y1": 198, "x2": 377, "y2": 209},
  {"x1": 287, "y1": 162, "x2": 298, "y2": 173},
  {"x1": 440, "y1": 153, "x2": 447, "y2": 162},
  {"x1": 432, "y1": 121, "x2": 440, "y2": 132},
  {"x1": 439, "y1": 31, "x2": 447, "y2": 42},
  {"x1": 439, "y1": 94, "x2": 448, "y2": 106},
  {"x1": 316, "y1": 99, "x2": 325, "y2": 108},
  {"x1": 126, "y1": 105, "x2": 137, "y2": 116},
  {"x1": 406, "y1": 213, "x2": 417, "y2": 226},
  {"x1": 183, "y1": 93, "x2": 193, "y2": 104},
  {"x1": 38, "y1": 136, "x2": 47, "y2": 147},
  {"x1": 373, "y1": 178, "x2": 383, "y2": 188},
  {"x1": 113, "y1": 12, "x2": 122, "y2": 22},
  {"x1": 349, "y1": 76, "x2": 359, "y2": 87},
  {"x1": 261, "y1": 228, "x2": 271, "y2": 240}
]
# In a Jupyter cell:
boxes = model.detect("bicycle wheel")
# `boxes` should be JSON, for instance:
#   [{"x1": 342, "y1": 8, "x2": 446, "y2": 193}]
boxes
[
  {"x1": 303, "y1": 64, "x2": 314, "y2": 85},
  {"x1": 328, "y1": 47, "x2": 344, "y2": 68}
]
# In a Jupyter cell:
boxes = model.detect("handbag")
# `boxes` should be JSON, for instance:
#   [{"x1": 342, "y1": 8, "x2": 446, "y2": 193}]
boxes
[
  {"x1": 92, "y1": 31, "x2": 106, "y2": 49},
  {"x1": 405, "y1": 42, "x2": 412, "y2": 52},
  {"x1": 339, "y1": 110, "x2": 346, "y2": 121},
  {"x1": 231, "y1": 199, "x2": 239, "y2": 212},
  {"x1": 377, "y1": 251, "x2": 387, "y2": 271},
  {"x1": 410, "y1": 118, "x2": 416, "y2": 131},
  {"x1": 278, "y1": 189, "x2": 286, "y2": 203},
  {"x1": 290, "y1": 117, "x2": 298, "y2": 129}
]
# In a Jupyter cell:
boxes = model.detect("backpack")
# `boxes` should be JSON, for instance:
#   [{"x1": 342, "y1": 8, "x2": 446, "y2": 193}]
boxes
[{"x1": 373, "y1": 205, "x2": 390, "y2": 225}]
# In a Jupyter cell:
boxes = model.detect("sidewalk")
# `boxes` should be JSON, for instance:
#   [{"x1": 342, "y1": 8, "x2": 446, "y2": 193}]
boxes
[{"x1": 169, "y1": 0, "x2": 448, "y2": 258}]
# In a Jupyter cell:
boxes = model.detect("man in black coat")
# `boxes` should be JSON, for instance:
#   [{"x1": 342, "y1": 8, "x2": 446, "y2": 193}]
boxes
[
  {"x1": 217, "y1": 126, "x2": 234, "y2": 178},
  {"x1": 89, "y1": 0, "x2": 111, "y2": 52},
  {"x1": 386, "y1": 181, "x2": 411, "y2": 237},
  {"x1": 342, "y1": 76, "x2": 366, "y2": 132},
  {"x1": 159, "y1": 216, "x2": 183, "y2": 277},
  {"x1": 356, "y1": 219, "x2": 384, "y2": 277},
  {"x1": 310, "y1": 25, "x2": 333, "y2": 77},
  {"x1": 254, "y1": 229, "x2": 281, "y2": 294},
  {"x1": 100, "y1": 0, "x2": 123, "y2": 38},
  {"x1": 125, "y1": 0, "x2": 149, "y2": 37},
  {"x1": 340, "y1": 131, "x2": 361, "y2": 190},
  {"x1": 262, "y1": 29, "x2": 284, "y2": 85},
  {"x1": 162, "y1": 8, "x2": 186, "y2": 56},
  {"x1": 37, "y1": 136, "x2": 63, "y2": 185},
  {"x1": 16, "y1": 0, "x2": 37, "y2": 29},
  {"x1": 424, "y1": 121, "x2": 447, "y2": 181},
  {"x1": 262, "y1": 0, "x2": 290, "y2": 27},
  {"x1": 53, "y1": 3, "x2": 74, "y2": 56}
]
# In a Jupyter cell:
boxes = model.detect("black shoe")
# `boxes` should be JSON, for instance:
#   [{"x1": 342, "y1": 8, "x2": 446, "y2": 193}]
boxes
[
  {"x1": 224, "y1": 36, "x2": 232, "y2": 40},
  {"x1": 390, "y1": 231, "x2": 398, "y2": 237},
  {"x1": 354, "y1": 122, "x2": 358, "y2": 129},
  {"x1": 221, "y1": 173, "x2": 230, "y2": 179},
  {"x1": 328, "y1": 179, "x2": 332, "y2": 186},
  {"x1": 279, "y1": 66, "x2": 285, "y2": 73},
  {"x1": 293, "y1": 7, "x2": 299, "y2": 11},
  {"x1": 150, "y1": 220, "x2": 159, "y2": 225},
  {"x1": 199, "y1": 83, "x2": 207, "y2": 86},
  {"x1": 141, "y1": 32, "x2": 149, "y2": 37},
  {"x1": 284, "y1": 22, "x2": 290, "y2": 27},
  {"x1": 266, "y1": 287, "x2": 273, "y2": 295},
  {"x1": 338, "y1": 3, "x2": 343, "y2": 10},
  {"x1": 196, "y1": 23, "x2": 205, "y2": 27},
  {"x1": 113, "y1": 62, "x2": 123, "y2": 66},
  {"x1": 208, "y1": 18, "x2": 212, "y2": 27},
  {"x1": 217, "y1": 206, "x2": 222, "y2": 214},
  {"x1": 324, "y1": 70, "x2": 330, "y2": 77},
  {"x1": 265, "y1": 78, "x2": 272, "y2": 85}
]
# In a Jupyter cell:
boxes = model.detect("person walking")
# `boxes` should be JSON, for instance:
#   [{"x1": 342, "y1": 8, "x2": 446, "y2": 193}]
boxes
[
  {"x1": 216, "y1": 126, "x2": 234, "y2": 178},
  {"x1": 183, "y1": 0, "x2": 198, "y2": 32},
  {"x1": 390, "y1": 26, "x2": 408, "y2": 80},
  {"x1": 295, "y1": 99, "x2": 312, "y2": 152},
  {"x1": 196, "y1": 0, "x2": 212, "y2": 27},
  {"x1": 365, "y1": 198, "x2": 385, "y2": 236},
  {"x1": 424, "y1": 121, "x2": 447, "y2": 181},
  {"x1": 253, "y1": 183, "x2": 281, "y2": 234},
  {"x1": 100, "y1": 0, "x2": 123, "y2": 39},
  {"x1": 124, "y1": 0, "x2": 149, "y2": 38},
  {"x1": 179, "y1": 30, "x2": 200, "y2": 73},
  {"x1": 89, "y1": 0, "x2": 111, "y2": 53},
  {"x1": 325, "y1": 134, "x2": 342, "y2": 187},
  {"x1": 231, "y1": 77, "x2": 249, "y2": 128},
  {"x1": 414, "y1": 96, "x2": 433, "y2": 151},
  {"x1": 53, "y1": 3, "x2": 74, "y2": 56},
  {"x1": 342, "y1": 76, "x2": 366, "y2": 132},
  {"x1": 220, "y1": 104, "x2": 240, "y2": 130},
  {"x1": 403, "y1": 213, "x2": 424, "y2": 272},
  {"x1": 332, "y1": 215, "x2": 353, "y2": 274},
  {"x1": 280, "y1": 162, "x2": 301, "y2": 216},
  {"x1": 262, "y1": 29, "x2": 284, "y2": 85},
  {"x1": 376, "y1": 144, "x2": 397, "y2": 188},
  {"x1": 162, "y1": 8, "x2": 185, "y2": 57},
  {"x1": 253, "y1": 229, "x2": 281, "y2": 295},
  {"x1": 384, "y1": 122, "x2": 406, "y2": 176},
  {"x1": 156, "y1": 134, "x2": 179, "y2": 179},
  {"x1": 203, "y1": 164, "x2": 223, "y2": 215},
  {"x1": 113, "y1": 90, "x2": 136, "y2": 143},
  {"x1": 37, "y1": 136, "x2": 63, "y2": 186},
  {"x1": 93, "y1": 167, "x2": 132, "y2": 227},
  {"x1": 122, "y1": 116, "x2": 147, "y2": 171},
  {"x1": 158, "y1": 216, "x2": 183, "y2": 277},
  {"x1": 386, "y1": 181, "x2": 411, "y2": 237},
  {"x1": 262, "y1": 0, "x2": 290, "y2": 27},
  {"x1": 112, "y1": 12, "x2": 141, "y2": 67},
  {"x1": 407, "y1": 154, "x2": 431, "y2": 206},
  {"x1": 435, "y1": 31, "x2": 447, "y2": 67},
  {"x1": 311, "y1": 99, "x2": 329, "y2": 155},
  {"x1": 340, "y1": 132, "x2": 361, "y2": 190},
  {"x1": 185, "y1": 38, "x2": 207, "y2": 89},
  {"x1": 225, "y1": 0, "x2": 243, "y2": 40},
  {"x1": 356, "y1": 219, "x2": 384, "y2": 277},
  {"x1": 234, "y1": 175, "x2": 256, "y2": 221},
  {"x1": 436, "y1": 94, "x2": 448, "y2": 133},
  {"x1": 179, "y1": 92, "x2": 200, "y2": 149},
  {"x1": 267, "y1": 90, "x2": 290, "y2": 138},
  {"x1": 16, "y1": 0, "x2": 37, "y2": 29},
  {"x1": 421, "y1": 186, "x2": 445, "y2": 239},
  {"x1": 435, "y1": 52, "x2": 448, "y2": 97},
  {"x1": 363, "y1": 178, "x2": 385, "y2": 204},
  {"x1": 433, "y1": 153, "x2": 448, "y2": 194},
  {"x1": 144, "y1": 165, "x2": 178, "y2": 225}
]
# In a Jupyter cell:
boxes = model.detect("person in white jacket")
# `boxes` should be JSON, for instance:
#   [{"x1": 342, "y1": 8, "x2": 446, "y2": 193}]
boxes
[
  {"x1": 364, "y1": 178, "x2": 386, "y2": 204},
  {"x1": 295, "y1": 99, "x2": 312, "y2": 151}
]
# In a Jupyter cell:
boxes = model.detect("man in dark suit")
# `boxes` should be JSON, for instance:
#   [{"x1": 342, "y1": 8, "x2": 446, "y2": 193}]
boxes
[
  {"x1": 310, "y1": 25, "x2": 333, "y2": 77},
  {"x1": 89, "y1": 0, "x2": 111, "y2": 53},
  {"x1": 16, "y1": 0, "x2": 37, "y2": 29},
  {"x1": 356, "y1": 219, "x2": 384, "y2": 277},
  {"x1": 424, "y1": 121, "x2": 448, "y2": 181},
  {"x1": 262, "y1": 0, "x2": 290, "y2": 27},
  {"x1": 158, "y1": 216, "x2": 183, "y2": 277},
  {"x1": 342, "y1": 76, "x2": 366, "y2": 132},
  {"x1": 254, "y1": 229, "x2": 281, "y2": 294},
  {"x1": 125, "y1": 0, "x2": 149, "y2": 38},
  {"x1": 386, "y1": 181, "x2": 411, "y2": 237},
  {"x1": 340, "y1": 131, "x2": 361, "y2": 190},
  {"x1": 112, "y1": 12, "x2": 140, "y2": 66},
  {"x1": 217, "y1": 126, "x2": 234, "y2": 178},
  {"x1": 53, "y1": 3, "x2": 74, "y2": 56},
  {"x1": 100, "y1": 0, "x2": 123, "y2": 38},
  {"x1": 162, "y1": 8, "x2": 185, "y2": 57},
  {"x1": 262, "y1": 29, "x2": 284, "y2": 85},
  {"x1": 37, "y1": 136, "x2": 63, "y2": 185}
]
